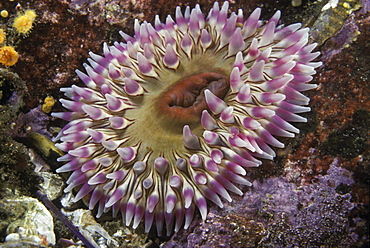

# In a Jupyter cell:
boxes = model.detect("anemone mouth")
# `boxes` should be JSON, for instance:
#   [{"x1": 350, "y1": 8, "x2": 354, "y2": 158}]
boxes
[
  {"x1": 123, "y1": 71, "x2": 230, "y2": 156},
  {"x1": 157, "y1": 72, "x2": 229, "y2": 126}
]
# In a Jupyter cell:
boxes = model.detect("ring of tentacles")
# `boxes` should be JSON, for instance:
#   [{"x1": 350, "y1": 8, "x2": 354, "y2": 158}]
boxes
[{"x1": 53, "y1": 1, "x2": 321, "y2": 236}]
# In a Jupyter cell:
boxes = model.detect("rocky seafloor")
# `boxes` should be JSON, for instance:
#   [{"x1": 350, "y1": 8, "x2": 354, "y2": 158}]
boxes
[{"x1": 0, "y1": 0, "x2": 369, "y2": 247}]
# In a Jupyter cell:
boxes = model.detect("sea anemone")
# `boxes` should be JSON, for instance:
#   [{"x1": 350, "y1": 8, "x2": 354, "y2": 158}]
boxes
[
  {"x1": 0, "y1": 46, "x2": 19, "y2": 66},
  {"x1": 12, "y1": 9, "x2": 37, "y2": 35},
  {"x1": 53, "y1": 1, "x2": 321, "y2": 236},
  {"x1": 42, "y1": 95, "x2": 56, "y2": 113}
]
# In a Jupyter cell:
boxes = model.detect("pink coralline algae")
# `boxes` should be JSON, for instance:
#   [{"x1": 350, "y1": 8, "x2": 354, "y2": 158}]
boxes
[
  {"x1": 241, "y1": 160, "x2": 357, "y2": 247},
  {"x1": 53, "y1": 1, "x2": 321, "y2": 235},
  {"x1": 164, "y1": 159, "x2": 358, "y2": 247}
]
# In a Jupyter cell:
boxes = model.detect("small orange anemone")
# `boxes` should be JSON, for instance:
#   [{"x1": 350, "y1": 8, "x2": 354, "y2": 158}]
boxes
[
  {"x1": 0, "y1": 46, "x2": 19, "y2": 66},
  {"x1": 12, "y1": 9, "x2": 37, "y2": 35},
  {"x1": 42, "y1": 96, "x2": 56, "y2": 113}
]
